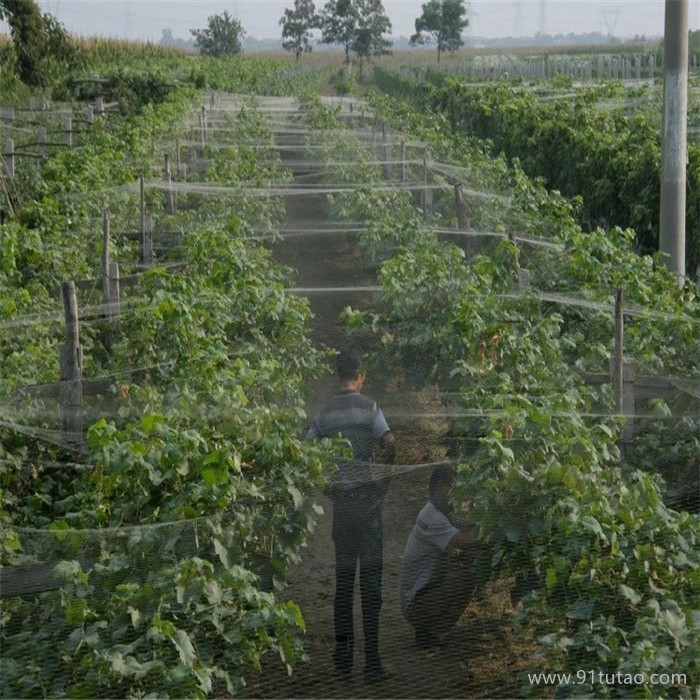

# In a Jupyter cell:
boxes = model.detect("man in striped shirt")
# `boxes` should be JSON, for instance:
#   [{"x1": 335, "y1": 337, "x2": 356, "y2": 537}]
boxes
[{"x1": 306, "y1": 345, "x2": 396, "y2": 684}]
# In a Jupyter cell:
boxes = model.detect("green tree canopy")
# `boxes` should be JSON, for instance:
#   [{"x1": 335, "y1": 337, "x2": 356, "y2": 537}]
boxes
[
  {"x1": 191, "y1": 11, "x2": 245, "y2": 57},
  {"x1": 410, "y1": 0, "x2": 468, "y2": 63},
  {"x1": 320, "y1": 0, "x2": 392, "y2": 70},
  {"x1": 351, "y1": 0, "x2": 392, "y2": 77},
  {"x1": 1, "y1": 0, "x2": 47, "y2": 86},
  {"x1": 280, "y1": 0, "x2": 321, "y2": 62},
  {"x1": 320, "y1": 0, "x2": 356, "y2": 65},
  {"x1": 0, "y1": 0, "x2": 75, "y2": 86}
]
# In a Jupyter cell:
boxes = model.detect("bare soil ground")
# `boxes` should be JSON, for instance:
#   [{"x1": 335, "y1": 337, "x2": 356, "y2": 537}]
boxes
[{"x1": 243, "y1": 132, "x2": 537, "y2": 699}]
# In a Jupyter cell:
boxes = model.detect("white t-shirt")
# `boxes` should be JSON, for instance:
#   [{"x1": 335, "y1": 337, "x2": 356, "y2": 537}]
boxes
[{"x1": 400, "y1": 501, "x2": 460, "y2": 613}]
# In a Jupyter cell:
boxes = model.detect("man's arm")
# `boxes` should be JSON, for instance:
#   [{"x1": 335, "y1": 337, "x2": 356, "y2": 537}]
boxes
[
  {"x1": 449, "y1": 525, "x2": 490, "y2": 551},
  {"x1": 380, "y1": 431, "x2": 396, "y2": 465},
  {"x1": 377, "y1": 430, "x2": 396, "y2": 498}
]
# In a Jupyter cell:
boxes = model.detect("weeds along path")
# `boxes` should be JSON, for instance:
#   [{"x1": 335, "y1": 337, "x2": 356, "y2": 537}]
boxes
[{"x1": 244, "y1": 96, "x2": 530, "y2": 699}]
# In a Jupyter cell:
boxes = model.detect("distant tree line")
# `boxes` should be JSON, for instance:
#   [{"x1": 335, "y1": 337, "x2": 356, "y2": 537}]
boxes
[{"x1": 184, "y1": 0, "x2": 470, "y2": 67}]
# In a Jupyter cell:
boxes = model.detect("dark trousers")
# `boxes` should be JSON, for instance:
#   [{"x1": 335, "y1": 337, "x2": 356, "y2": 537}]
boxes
[
  {"x1": 332, "y1": 490, "x2": 383, "y2": 673},
  {"x1": 405, "y1": 555, "x2": 477, "y2": 637}
]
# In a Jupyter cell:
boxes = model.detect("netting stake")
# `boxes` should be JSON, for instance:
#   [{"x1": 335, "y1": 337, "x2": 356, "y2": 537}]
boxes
[
  {"x1": 382, "y1": 122, "x2": 391, "y2": 180},
  {"x1": 139, "y1": 177, "x2": 153, "y2": 264},
  {"x1": 612, "y1": 288, "x2": 624, "y2": 412},
  {"x1": 60, "y1": 281, "x2": 83, "y2": 435},
  {"x1": 455, "y1": 183, "x2": 470, "y2": 232},
  {"x1": 400, "y1": 140, "x2": 407, "y2": 185},
  {"x1": 422, "y1": 154, "x2": 432, "y2": 220},
  {"x1": 164, "y1": 154, "x2": 175, "y2": 214},
  {"x1": 64, "y1": 116, "x2": 73, "y2": 148},
  {"x1": 38, "y1": 127, "x2": 47, "y2": 158},
  {"x1": 4, "y1": 138, "x2": 14, "y2": 179},
  {"x1": 610, "y1": 288, "x2": 636, "y2": 447}
]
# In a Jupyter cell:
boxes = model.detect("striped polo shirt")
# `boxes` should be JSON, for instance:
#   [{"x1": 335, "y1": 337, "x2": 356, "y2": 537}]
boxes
[{"x1": 306, "y1": 390, "x2": 391, "y2": 491}]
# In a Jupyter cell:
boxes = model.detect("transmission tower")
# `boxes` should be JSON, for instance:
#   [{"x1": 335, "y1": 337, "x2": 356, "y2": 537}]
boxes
[
  {"x1": 601, "y1": 6, "x2": 622, "y2": 38},
  {"x1": 513, "y1": 0, "x2": 525, "y2": 37}
]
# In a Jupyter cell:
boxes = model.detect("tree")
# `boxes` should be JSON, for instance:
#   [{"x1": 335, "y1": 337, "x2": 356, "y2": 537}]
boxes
[
  {"x1": 280, "y1": 0, "x2": 321, "y2": 62},
  {"x1": 0, "y1": 0, "x2": 75, "y2": 86},
  {"x1": 191, "y1": 11, "x2": 245, "y2": 57},
  {"x1": 320, "y1": 0, "x2": 392, "y2": 71},
  {"x1": 320, "y1": 0, "x2": 357, "y2": 66},
  {"x1": 410, "y1": 0, "x2": 468, "y2": 64},
  {"x1": 351, "y1": 0, "x2": 391, "y2": 78}
]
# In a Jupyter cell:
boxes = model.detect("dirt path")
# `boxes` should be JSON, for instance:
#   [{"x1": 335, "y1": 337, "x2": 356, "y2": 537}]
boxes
[{"x1": 245, "y1": 104, "x2": 533, "y2": 699}]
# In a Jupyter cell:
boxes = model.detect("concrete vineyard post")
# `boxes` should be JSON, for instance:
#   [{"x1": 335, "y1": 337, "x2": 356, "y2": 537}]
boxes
[{"x1": 659, "y1": 0, "x2": 689, "y2": 281}]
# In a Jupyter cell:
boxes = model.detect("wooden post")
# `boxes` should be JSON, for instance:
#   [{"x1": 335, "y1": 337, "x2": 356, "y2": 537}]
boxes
[
  {"x1": 59, "y1": 281, "x2": 82, "y2": 435},
  {"x1": 142, "y1": 214, "x2": 153, "y2": 265},
  {"x1": 621, "y1": 356, "x2": 636, "y2": 447},
  {"x1": 382, "y1": 122, "x2": 391, "y2": 180},
  {"x1": 506, "y1": 231, "x2": 521, "y2": 291},
  {"x1": 95, "y1": 97, "x2": 105, "y2": 115},
  {"x1": 164, "y1": 154, "x2": 175, "y2": 214},
  {"x1": 139, "y1": 175, "x2": 146, "y2": 242},
  {"x1": 201, "y1": 106, "x2": 207, "y2": 144},
  {"x1": 612, "y1": 288, "x2": 624, "y2": 412},
  {"x1": 4, "y1": 138, "x2": 14, "y2": 180},
  {"x1": 101, "y1": 211, "x2": 120, "y2": 346},
  {"x1": 106, "y1": 262, "x2": 120, "y2": 322},
  {"x1": 422, "y1": 154, "x2": 431, "y2": 220},
  {"x1": 199, "y1": 112, "x2": 205, "y2": 155},
  {"x1": 400, "y1": 139, "x2": 407, "y2": 185},
  {"x1": 101, "y1": 209, "x2": 111, "y2": 301},
  {"x1": 86, "y1": 105, "x2": 94, "y2": 129},
  {"x1": 507, "y1": 231, "x2": 531, "y2": 291},
  {"x1": 65, "y1": 116, "x2": 73, "y2": 148},
  {"x1": 139, "y1": 177, "x2": 153, "y2": 264},
  {"x1": 38, "y1": 127, "x2": 47, "y2": 157},
  {"x1": 455, "y1": 183, "x2": 470, "y2": 231},
  {"x1": 176, "y1": 139, "x2": 181, "y2": 178}
]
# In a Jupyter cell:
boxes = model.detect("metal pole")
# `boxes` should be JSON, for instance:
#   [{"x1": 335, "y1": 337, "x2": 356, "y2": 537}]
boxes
[{"x1": 659, "y1": 0, "x2": 689, "y2": 280}]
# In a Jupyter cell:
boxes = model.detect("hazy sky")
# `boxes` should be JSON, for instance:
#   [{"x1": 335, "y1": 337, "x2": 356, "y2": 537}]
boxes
[{"x1": 4, "y1": 0, "x2": 700, "y2": 42}]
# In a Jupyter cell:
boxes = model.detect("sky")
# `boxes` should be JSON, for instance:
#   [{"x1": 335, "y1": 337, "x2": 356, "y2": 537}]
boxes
[{"x1": 4, "y1": 0, "x2": 700, "y2": 43}]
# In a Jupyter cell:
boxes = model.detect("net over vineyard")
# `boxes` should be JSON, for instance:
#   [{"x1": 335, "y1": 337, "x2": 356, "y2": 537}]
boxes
[{"x1": 1, "y1": 88, "x2": 698, "y2": 700}]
